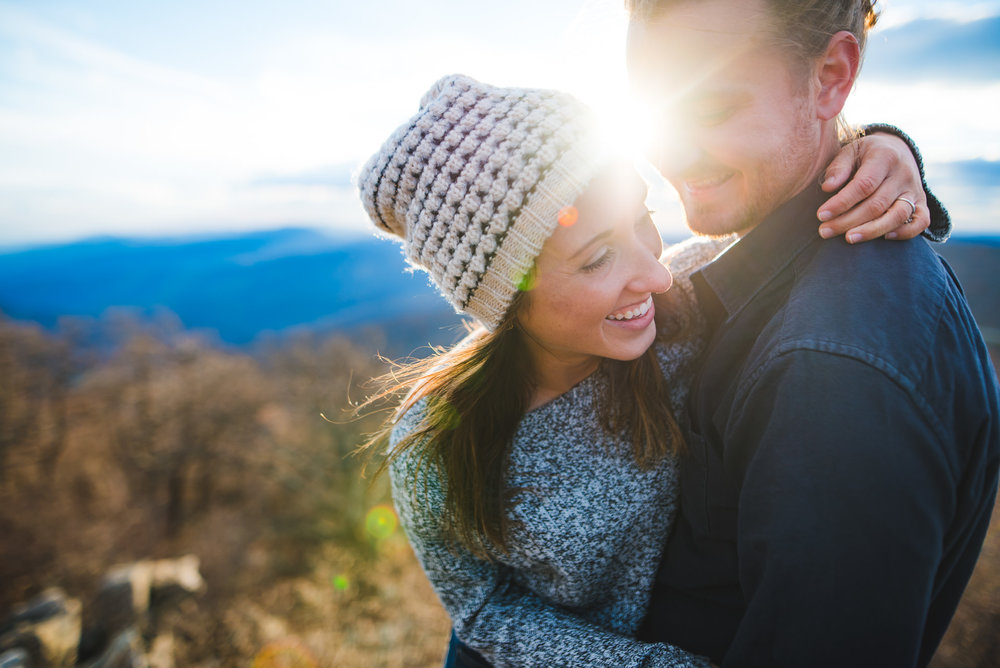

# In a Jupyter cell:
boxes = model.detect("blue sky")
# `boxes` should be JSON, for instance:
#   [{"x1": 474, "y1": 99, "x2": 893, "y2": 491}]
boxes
[{"x1": 0, "y1": 0, "x2": 998, "y2": 246}]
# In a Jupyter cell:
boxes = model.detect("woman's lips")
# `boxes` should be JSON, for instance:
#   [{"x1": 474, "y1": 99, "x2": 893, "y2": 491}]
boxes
[{"x1": 606, "y1": 296, "x2": 653, "y2": 323}]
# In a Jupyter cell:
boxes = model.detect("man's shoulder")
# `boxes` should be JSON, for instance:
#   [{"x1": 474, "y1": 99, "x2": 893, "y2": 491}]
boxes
[{"x1": 763, "y1": 237, "x2": 959, "y2": 381}]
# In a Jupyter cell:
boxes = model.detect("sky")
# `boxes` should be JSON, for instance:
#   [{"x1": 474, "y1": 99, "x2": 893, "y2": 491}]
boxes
[{"x1": 0, "y1": 0, "x2": 998, "y2": 247}]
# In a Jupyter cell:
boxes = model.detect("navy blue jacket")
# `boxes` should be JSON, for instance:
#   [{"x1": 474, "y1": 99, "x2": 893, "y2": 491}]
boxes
[{"x1": 639, "y1": 183, "x2": 1000, "y2": 666}]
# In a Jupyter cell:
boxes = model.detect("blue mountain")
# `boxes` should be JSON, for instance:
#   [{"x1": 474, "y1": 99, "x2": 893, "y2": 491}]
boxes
[
  {"x1": 1, "y1": 228, "x2": 997, "y2": 350},
  {"x1": 0, "y1": 228, "x2": 464, "y2": 348}
]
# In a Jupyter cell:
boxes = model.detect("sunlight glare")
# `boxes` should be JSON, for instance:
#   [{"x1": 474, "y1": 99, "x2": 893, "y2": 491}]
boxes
[{"x1": 592, "y1": 96, "x2": 658, "y2": 165}]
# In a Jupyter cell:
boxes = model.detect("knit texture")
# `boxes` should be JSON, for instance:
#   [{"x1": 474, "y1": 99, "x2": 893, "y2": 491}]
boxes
[
  {"x1": 389, "y1": 237, "x2": 729, "y2": 667},
  {"x1": 358, "y1": 74, "x2": 608, "y2": 330}
]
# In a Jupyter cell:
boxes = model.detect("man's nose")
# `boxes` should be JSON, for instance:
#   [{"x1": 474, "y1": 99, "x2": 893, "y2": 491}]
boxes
[{"x1": 649, "y1": 130, "x2": 701, "y2": 179}]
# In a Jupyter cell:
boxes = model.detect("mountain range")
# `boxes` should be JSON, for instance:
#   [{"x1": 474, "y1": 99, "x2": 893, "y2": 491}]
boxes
[
  {"x1": 1, "y1": 227, "x2": 997, "y2": 353},
  {"x1": 0, "y1": 228, "x2": 464, "y2": 353}
]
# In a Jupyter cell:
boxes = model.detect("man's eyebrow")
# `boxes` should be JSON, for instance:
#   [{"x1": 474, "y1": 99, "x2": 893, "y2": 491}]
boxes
[{"x1": 692, "y1": 88, "x2": 746, "y2": 102}]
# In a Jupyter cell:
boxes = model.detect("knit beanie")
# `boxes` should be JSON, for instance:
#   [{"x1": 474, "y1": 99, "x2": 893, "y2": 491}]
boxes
[{"x1": 357, "y1": 74, "x2": 609, "y2": 331}]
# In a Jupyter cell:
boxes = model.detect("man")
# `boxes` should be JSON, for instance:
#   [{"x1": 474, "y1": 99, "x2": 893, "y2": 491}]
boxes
[{"x1": 626, "y1": 1, "x2": 1000, "y2": 666}]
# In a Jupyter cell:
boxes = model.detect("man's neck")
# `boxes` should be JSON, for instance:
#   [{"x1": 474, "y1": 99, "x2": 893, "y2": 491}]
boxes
[{"x1": 737, "y1": 129, "x2": 843, "y2": 239}]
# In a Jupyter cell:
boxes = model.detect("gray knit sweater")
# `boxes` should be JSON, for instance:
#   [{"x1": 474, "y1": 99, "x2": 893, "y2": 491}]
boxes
[{"x1": 389, "y1": 237, "x2": 730, "y2": 667}]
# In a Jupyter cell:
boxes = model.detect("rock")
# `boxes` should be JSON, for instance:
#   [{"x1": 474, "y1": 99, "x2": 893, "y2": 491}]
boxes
[
  {"x1": 150, "y1": 555, "x2": 204, "y2": 595},
  {"x1": 145, "y1": 633, "x2": 174, "y2": 668},
  {"x1": 82, "y1": 576, "x2": 140, "y2": 661},
  {"x1": 80, "y1": 629, "x2": 143, "y2": 668},
  {"x1": 3, "y1": 556, "x2": 202, "y2": 668},
  {"x1": 0, "y1": 588, "x2": 81, "y2": 667},
  {"x1": 0, "y1": 648, "x2": 29, "y2": 668},
  {"x1": 99, "y1": 555, "x2": 205, "y2": 621},
  {"x1": 80, "y1": 555, "x2": 203, "y2": 666}
]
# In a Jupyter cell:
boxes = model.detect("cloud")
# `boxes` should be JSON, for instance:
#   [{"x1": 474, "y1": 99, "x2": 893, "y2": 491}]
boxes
[
  {"x1": 926, "y1": 159, "x2": 1000, "y2": 234},
  {"x1": 875, "y1": 2, "x2": 1000, "y2": 27},
  {"x1": 2, "y1": 1, "x2": 999, "y2": 244},
  {"x1": 247, "y1": 164, "x2": 359, "y2": 189},
  {"x1": 864, "y1": 17, "x2": 1000, "y2": 82},
  {"x1": 930, "y1": 159, "x2": 1000, "y2": 187}
]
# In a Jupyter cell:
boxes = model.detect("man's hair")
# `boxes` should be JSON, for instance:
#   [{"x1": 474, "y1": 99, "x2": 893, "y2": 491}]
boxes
[{"x1": 625, "y1": 0, "x2": 880, "y2": 61}]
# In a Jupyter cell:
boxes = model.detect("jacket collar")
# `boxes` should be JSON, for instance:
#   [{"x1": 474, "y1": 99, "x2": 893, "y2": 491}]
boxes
[{"x1": 692, "y1": 183, "x2": 829, "y2": 325}]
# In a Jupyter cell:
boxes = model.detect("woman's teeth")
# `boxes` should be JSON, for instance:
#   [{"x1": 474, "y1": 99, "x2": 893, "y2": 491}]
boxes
[{"x1": 607, "y1": 297, "x2": 652, "y2": 321}]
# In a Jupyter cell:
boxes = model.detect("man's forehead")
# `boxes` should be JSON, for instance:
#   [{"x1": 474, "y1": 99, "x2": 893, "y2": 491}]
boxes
[
  {"x1": 641, "y1": 0, "x2": 768, "y2": 33},
  {"x1": 627, "y1": 0, "x2": 773, "y2": 96}
]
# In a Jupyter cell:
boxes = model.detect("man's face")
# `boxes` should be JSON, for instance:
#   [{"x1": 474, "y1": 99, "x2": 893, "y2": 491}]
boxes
[{"x1": 626, "y1": 0, "x2": 828, "y2": 236}]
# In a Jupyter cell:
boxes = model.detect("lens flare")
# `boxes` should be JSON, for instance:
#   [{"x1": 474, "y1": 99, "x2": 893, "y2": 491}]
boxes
[
  {"x1": 251, "y1": 640, "x2": 318, "y2": 668},
  {"x1": 558, "y1": 205, "x2": 579, "y2": 227},
  {"x1": 515, "y1": 265, "x2": 537, "y2": 292},
  {"x1": 365, "y1": 504, "x2": 398, "y2": 540}
]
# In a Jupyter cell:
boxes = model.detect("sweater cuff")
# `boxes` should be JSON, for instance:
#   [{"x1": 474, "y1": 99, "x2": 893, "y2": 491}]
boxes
[{"x1": 859, "y1": 123, "x2": 951, "y2": 242}]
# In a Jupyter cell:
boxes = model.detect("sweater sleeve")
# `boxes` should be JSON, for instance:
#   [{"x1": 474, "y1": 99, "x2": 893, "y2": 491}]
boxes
[
  {"x1": 388, "y1": 409, "x2": 710, "y2": 668},
  {"x1": 655, "y1": 235, "x2": 735, "y2": 341},
  {"x1": 858, "y1": 123, "x2": 951, "y2": 242},
  {"x1": 661, "y1": 235, "x2": 735, "y2": 280}
]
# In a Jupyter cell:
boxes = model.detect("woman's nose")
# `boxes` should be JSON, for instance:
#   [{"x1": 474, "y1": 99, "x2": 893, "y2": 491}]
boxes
[
  {"x1": 649, "y1": 257, "x2": 673, "y2": 294},
  {"x1": 629, "y1": 244, "x2": 672, "y2": 295}
]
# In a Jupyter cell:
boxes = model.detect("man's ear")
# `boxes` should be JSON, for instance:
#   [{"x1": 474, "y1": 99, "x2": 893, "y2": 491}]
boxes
[{"x1": 815, "y1": 31, "x2": 861, "y2": 121}]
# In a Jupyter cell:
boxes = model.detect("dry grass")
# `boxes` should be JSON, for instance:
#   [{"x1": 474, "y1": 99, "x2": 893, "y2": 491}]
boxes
[
  {"x1": 167, "y1": 537, "x2": 451, "y2": 668},
  {"x1": 1, "y1": 318, "x2": 996, "y2": 667}
]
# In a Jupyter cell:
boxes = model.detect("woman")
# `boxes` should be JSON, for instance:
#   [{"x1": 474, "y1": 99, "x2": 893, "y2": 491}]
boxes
[{"x1": 356, "y1": 74, "x2": 940, "y2": 667}]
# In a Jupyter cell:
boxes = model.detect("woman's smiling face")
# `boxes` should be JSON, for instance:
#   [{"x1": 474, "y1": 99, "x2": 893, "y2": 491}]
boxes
[{"x1": 517, "y1": 164, "x2": 673, "y2": 376}]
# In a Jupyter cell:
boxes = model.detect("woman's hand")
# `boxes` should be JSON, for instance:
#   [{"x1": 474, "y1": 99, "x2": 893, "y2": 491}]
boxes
[{"x1": 816, "y1": 132, "x2": 930, "y2": 244}]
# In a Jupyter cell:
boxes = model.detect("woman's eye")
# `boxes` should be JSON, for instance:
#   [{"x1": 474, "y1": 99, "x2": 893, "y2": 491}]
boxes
[{"x1": 582, "y1": 249, "x2": 614, "y2": 273}]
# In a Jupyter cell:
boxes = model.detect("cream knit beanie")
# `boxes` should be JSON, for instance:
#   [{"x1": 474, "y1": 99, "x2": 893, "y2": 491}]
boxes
[{"x1": 357, "y1": 74, "x2": 608, "y2": 331}]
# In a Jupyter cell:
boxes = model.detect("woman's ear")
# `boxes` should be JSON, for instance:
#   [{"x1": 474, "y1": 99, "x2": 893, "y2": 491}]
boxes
[{"x1": 815, "y1": 31, "x2": 861, "y2": 121}]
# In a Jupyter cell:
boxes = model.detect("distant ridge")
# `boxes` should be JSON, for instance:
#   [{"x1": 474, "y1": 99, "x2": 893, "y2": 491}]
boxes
[
  {"x1": 1, "y1": 228, "x2": 997, "y2": 350},
  {"x1": 935, "y1": 238, "x2": 1000, "y2": 346},
  {"x1": 0, "y1": 227, "x2": 464, "y2": 352}
]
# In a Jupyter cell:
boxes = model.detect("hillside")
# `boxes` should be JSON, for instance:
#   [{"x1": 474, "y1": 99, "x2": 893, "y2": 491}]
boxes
[
  {"x1": 0, "y1": 228, "x2": 465, "y2": 355},
  {"x1": 935, "y1": 237, "x2": 1000, "y2": 343}
]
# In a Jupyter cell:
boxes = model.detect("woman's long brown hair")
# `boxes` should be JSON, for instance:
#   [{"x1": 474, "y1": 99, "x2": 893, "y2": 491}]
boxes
[{"x1": 357, "y1": 290, "x2": 686, "y2": 560}]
